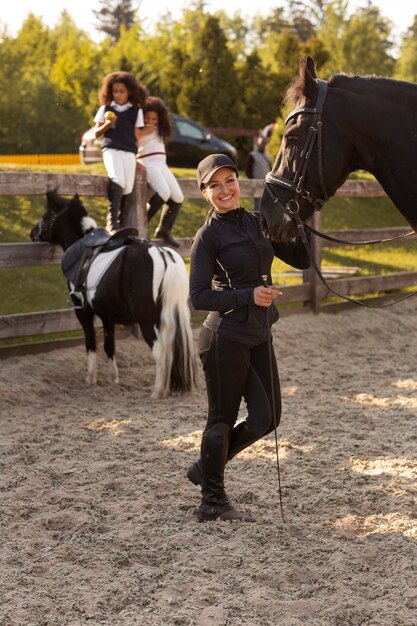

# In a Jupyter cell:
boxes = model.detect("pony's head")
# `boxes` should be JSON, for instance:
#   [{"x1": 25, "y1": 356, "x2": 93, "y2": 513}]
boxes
[{"x1": 31, "y1": 188, "x2": 96, "y2": 248}]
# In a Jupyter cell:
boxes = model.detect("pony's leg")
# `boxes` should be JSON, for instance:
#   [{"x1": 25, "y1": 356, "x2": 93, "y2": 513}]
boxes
[
  {"x1": 86, "y1": 352, "x2": 97, "y2": 386},
  {"x1": 75, "y1": 307, "x2": 97, "y2": 385},
  {"x1": 139, "y1": 322, "x2": 161, "y2": 399},
  {"x1": 102, "y1": 321, "x2": 119, "y2": 384}
]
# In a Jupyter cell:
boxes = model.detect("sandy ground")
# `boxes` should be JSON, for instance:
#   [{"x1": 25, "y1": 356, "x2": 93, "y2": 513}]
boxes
[{"x1": 1, "y1": 300, "x2": 416, "y2": 626}]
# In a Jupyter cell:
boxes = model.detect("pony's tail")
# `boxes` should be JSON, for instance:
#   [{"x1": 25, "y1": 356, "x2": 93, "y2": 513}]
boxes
[{"x1": 153, "y1": 260, "x2": 196, "y2": 397}]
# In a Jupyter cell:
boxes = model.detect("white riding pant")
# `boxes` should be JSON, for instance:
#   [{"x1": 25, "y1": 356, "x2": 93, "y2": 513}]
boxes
[
  {"x1": 140, "y1": 155, "x2": 184, "y2": 203},
  {"x1": 103, "y1": 148, "x2": 137, "y2": 195}
]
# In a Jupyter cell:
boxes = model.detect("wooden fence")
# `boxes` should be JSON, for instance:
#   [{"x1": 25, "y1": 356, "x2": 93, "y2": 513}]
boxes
[{"x1": 1, "y1": 171, "x2": 416, "y2": 352}]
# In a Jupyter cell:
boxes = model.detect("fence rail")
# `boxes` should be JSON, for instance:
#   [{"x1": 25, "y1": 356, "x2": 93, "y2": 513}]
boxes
[{"x1": 0, "y1": 171, "x2": 416, "y2": 349}]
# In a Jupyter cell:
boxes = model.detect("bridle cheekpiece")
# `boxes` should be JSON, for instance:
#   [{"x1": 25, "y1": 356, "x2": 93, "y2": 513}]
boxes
[{"x1": 264, "y1": 78, "x2": 329, "y2": 230}]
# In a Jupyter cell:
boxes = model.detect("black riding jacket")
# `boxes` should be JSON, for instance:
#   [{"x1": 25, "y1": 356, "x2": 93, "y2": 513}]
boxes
[{"x1": 190, "y1": 207, "x2": 310, "y2": 347}]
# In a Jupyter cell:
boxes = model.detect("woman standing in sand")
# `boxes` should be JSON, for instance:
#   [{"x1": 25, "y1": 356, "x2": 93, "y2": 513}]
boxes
[{"x1": 187, "y1": 154, "x2": 311, "y2": 523}]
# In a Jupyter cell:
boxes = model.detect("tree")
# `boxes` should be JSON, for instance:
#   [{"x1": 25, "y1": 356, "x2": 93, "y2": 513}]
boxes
[
  {"x1": 317, "y1": 0, "x2": 395, "y2": 76},
  {"x1": 394, "y1": 17, "x2": 417, "y2": 81},
  {"x1": 93, "y1": 0, "x2": 137, "y2": 42},
  {"x1": 340, "y1": 6, "x2": 395, "y2": 76},
  {"x1": 176, "y1": 13, "x2": 242, "y2": 128},
  {"x1": 236, "y1": 51, "x2": 287, "y2": 130}
]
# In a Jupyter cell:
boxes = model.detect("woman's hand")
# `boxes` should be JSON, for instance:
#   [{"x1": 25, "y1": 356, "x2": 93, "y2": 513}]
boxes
[{"x1": 253, "y1": 285, "x2": 282, "y2": 307}]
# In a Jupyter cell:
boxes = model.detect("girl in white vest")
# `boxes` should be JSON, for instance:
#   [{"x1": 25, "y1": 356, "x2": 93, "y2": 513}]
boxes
[{"x1": 137, "y1": 97, "x2": 184, "y2": 248}]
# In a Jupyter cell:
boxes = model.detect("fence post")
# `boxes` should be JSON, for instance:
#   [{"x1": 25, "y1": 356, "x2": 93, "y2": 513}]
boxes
[
  {"x1": 302, "y1": 212, "x2": 322, "y2": 314},
  {"x1": 134, "y1": 169, "x2": 148, "y2": 239}
]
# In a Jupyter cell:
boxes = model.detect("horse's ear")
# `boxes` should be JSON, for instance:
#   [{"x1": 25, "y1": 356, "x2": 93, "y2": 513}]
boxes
[
  {"x1": 306, "y1": 56, "x2": 317, "y2": 79},
  {"x1": 46, "y1": 187, "x2": 59, "y2": 202},
  {"x1": 68, "y1": 193, "x2": 87, "y2": 215},
  {"x1": 299, "y1": 56, "x2": 318, "y2": 103}
]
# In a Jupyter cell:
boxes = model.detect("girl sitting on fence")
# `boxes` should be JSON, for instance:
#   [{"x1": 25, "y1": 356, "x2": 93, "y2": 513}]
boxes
[{"x1": 137, "y1": 96, "x2": 184, "y2": 248}]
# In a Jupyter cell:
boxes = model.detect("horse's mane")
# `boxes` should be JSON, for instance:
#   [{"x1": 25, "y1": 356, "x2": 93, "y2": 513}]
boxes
[
  {"x1": 285, "y1": 71, "x2": 417, "y2": 108},
  {"x1": 284, "y1": 76, "x2": 308, "y2": 109}
]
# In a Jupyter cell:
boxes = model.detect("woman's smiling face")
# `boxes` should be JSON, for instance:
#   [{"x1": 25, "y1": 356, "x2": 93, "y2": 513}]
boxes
[{"x1": 202, "y1": 167, "x2": 240, "y2": 213}]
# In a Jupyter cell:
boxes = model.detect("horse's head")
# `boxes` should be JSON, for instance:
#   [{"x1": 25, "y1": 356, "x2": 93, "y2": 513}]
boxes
[
  {"x1": 261, "y1": 56, "x2": 345, "y2": 242},
  {"x1": 30, "y1": 188, "x2": 96, "y2": 248}
]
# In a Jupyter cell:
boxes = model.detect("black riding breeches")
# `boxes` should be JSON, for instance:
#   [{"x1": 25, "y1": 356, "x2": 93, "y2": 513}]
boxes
[{"x1": 198, "y1": 326, "x2": 282, "y2": 438}]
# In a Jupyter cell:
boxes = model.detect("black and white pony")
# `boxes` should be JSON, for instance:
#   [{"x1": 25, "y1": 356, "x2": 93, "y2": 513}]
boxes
[{"x1": 30, "y1": 189, "x2": 195, "y2": 398}]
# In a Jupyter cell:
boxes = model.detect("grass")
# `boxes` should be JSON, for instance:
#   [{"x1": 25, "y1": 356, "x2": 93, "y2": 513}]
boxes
[{"x1": 1, "y1": 162, "x2": 416, "y2": 322}]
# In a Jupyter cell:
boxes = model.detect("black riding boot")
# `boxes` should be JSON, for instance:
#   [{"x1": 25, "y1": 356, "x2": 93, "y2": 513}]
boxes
[
  {"x1": 187, "y1": 421, "x2": 262, "y2": 487},
  {"x1": 106, "y1": 180, "x2": 124, "y2": 233},
  {"x1": 147, "y1": 192, "x2": 165, "y2": 223},
  {"x1": 197, "y1": 422, "x2": 255, "y2": 522},
  {"x1": 154, "y1": 199, "x2": 181, "y2": 248},
  {"x1": 119, "y1": 190, "x2": 136, "y2": 228}
]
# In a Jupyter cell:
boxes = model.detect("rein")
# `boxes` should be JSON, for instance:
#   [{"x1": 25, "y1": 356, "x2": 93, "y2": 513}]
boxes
[
  {"x1": 294, "y1": 211, "x2": 417, "y2": 308},
  {"x1": 264, "y1": 78, "x2": 417, "y2": 308},
  {"x1": 305, "y1": 224, "x2": 416, "y2": 246}
]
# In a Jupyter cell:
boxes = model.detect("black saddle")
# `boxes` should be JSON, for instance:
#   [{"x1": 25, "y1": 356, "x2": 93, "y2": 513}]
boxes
[{"x1": 62, "y1": 227, "x2": 138, "y2": 307}]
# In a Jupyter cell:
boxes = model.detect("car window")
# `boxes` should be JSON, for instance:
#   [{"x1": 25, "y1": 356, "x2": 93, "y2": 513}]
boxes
[{"x1": 175, "y1": 119, "x2": 205, "y2": 140}]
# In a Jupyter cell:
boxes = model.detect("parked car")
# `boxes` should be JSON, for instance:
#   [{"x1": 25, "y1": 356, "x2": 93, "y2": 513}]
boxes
[{"x1": 79, "y1": 113, "x2": 237, "y2": 168}]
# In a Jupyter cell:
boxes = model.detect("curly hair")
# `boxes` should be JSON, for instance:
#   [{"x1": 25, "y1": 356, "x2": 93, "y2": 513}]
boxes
[
  {"x1": 143, "y1": 96, "x2": 172, "y2": 140},
  {"x1": 99, "y1": 71, "x2": 148, "y2": 108}
]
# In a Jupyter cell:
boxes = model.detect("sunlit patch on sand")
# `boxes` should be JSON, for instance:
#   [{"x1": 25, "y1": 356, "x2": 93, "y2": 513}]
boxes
[
  {"x1": 350, "y1": 457, "x2": 417, "y2": 480},
  {"x1": 86, "y1": 418, "x2": 132, "y2": 435},
  {"x1": 160, "y1": 433, "x2": 313, "y2": 459},
  {"x1": 352, "y1": 393, "x2": 417, "y2": 408},
  {"x1": 282, "y1": 385, "x2": 299, "y2": 396},
  {"x1": 392, "y1": 378, "x2": 417, "y2": 390},
  {"x1": 161, "y1": 430, "x2": 202, "y2": 451},
  {"x1": 331, "y1": 513, "x2": 417, "y2": 538}
]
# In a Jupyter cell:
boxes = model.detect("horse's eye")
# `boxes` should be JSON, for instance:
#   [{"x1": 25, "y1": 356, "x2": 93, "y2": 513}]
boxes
[{"x1": 285, "y1": 133, "x2": 299, "y2": 142}]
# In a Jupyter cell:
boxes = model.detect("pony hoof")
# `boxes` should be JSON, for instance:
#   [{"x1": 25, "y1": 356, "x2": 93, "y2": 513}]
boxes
[{"x1": 85, "y1": 375, "x2": 97, "y2": 385}]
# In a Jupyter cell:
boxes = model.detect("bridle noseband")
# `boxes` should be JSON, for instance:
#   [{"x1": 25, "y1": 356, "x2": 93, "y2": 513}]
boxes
[{"x1": 264, "y1": 78, "x2": 329, "y2": 228}]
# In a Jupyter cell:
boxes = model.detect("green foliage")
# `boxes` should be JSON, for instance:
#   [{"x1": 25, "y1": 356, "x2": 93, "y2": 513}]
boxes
[
  {"x1": 0, "y1": 0, "x2": 416, "y2": 161},
  {"x1": 394, "y1": 17, "x2": 417, "y2": 81}
]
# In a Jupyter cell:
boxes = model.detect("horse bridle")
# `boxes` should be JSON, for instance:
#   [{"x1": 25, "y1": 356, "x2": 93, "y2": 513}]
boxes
[
  {"x1": 263, "y1": 78, "x2": 417, "y2": 308},
  {"x1": 264, "y1": 78, "x2": 329, "y2": 226},
  {"x1": 33, "y1": 204, "x2": 70, "y2": 241}
]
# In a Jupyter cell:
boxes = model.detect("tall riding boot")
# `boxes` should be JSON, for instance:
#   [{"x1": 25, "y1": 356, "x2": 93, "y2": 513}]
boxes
[
  {"x1": 197, "y1": 422, "x2": 255, "y2": 522},
  {"x1": 154, "y1": 199, "x2": 181, "y2": 248},
  {"x1": 147, "y1": 192, "x2": 165, "y2": 223},
  {"x1": 119, "y1": 190, "x2": 136, "y2": 228},
  {"x1": 106, "y1": 180, "x2": 124, "y2": 233},
  {"x1": 187, "y1": 421, "x2": 262, "y2": 487}
]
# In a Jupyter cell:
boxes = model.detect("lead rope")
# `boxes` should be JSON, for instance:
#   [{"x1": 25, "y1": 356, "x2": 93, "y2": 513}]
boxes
[
  {"x1": 285, "y1": 209, "x2": 417, "y2": 309},
  {"x1": 262, "y1": 274, "x2": 285, "y2": 522}
]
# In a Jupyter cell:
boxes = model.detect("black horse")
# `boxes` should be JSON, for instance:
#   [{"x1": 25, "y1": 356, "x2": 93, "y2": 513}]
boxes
[
  {"x1": 31, "y1": 189, "x2": 195, "y2": 398},
  {"x1": 261, "y1": 56, "x2": 417, "y2": 242}
]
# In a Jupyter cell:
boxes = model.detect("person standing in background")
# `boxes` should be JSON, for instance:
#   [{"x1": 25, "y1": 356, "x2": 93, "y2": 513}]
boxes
[
  {"x1": 245, "y1": 135, "x2": 272, "y2": 211},
  {"x1": 94, "y1": 71, "x2": 151, "y2": 233}
]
